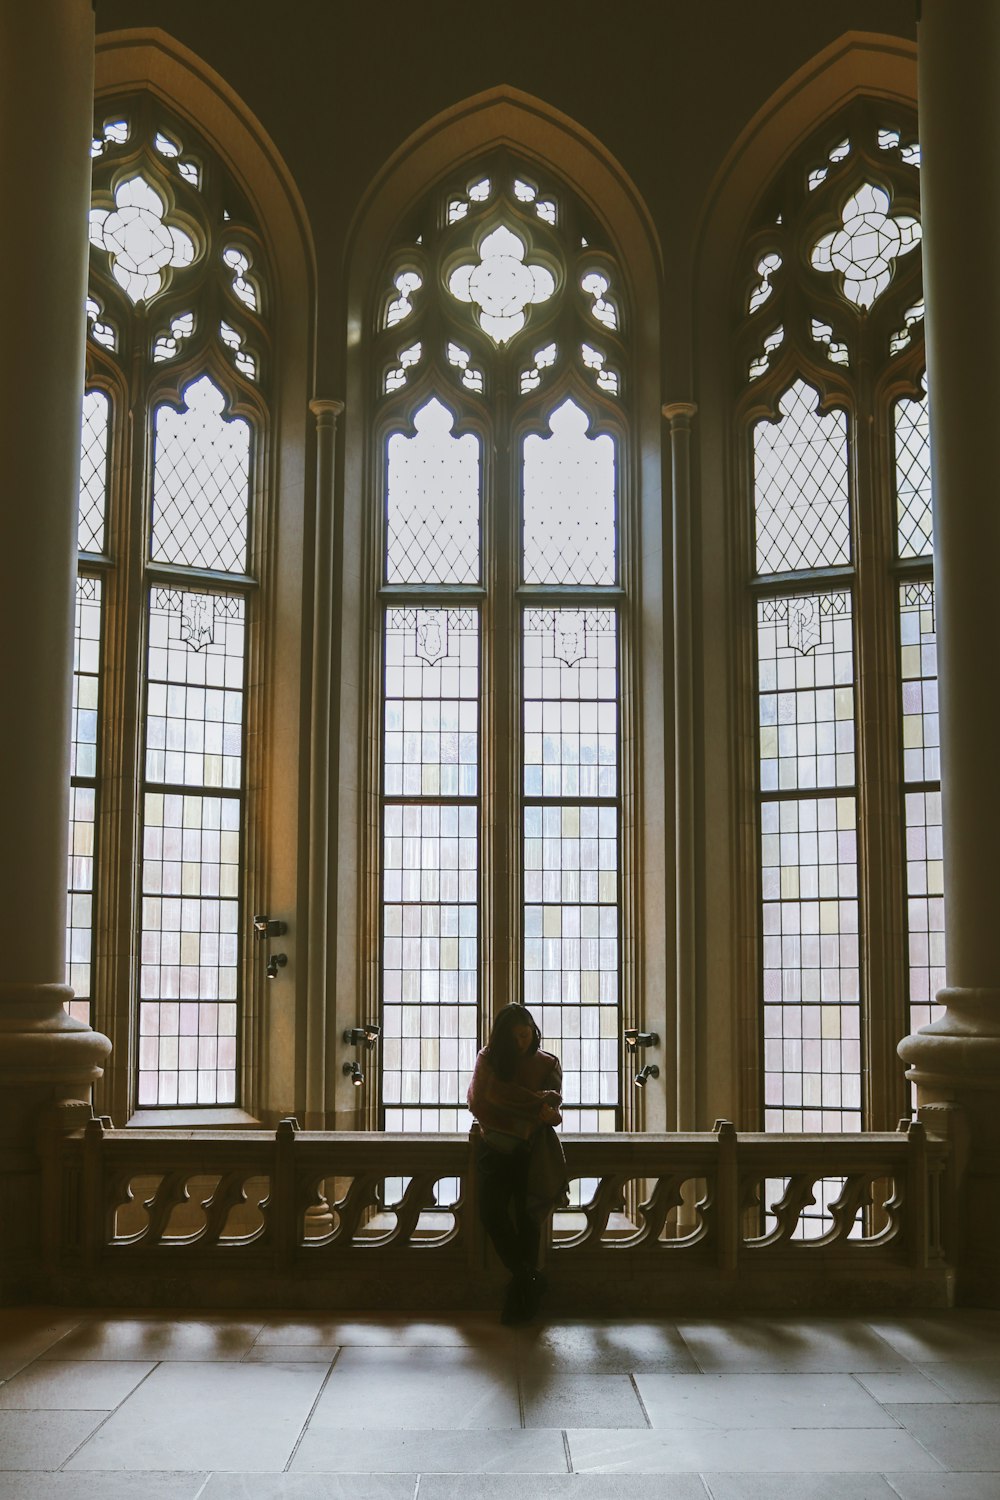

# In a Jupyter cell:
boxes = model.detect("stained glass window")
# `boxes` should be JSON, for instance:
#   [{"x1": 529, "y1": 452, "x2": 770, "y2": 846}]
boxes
[
  {"x1": 741, "y1": 105, "x2": 926, "y2": 1139},
  {"x1": 80, "y1": 93, "x2": 269, "y2": 1110},
  {"x1": 376, "y1": 162, "x2": 628, "y2": 1136}
]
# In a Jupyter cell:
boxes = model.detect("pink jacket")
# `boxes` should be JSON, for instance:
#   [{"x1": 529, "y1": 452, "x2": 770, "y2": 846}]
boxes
[{"x1": 467, "y1": 1047, "x2": 563, "y2": 1140}]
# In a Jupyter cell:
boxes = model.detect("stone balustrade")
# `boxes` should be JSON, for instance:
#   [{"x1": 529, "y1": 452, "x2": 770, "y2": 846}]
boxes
[{"x1": 34, "y1": 1118, "x2": 951, "y2": 1312}]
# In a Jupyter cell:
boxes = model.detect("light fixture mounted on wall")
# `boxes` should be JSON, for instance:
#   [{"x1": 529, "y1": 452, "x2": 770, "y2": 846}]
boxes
[
  {"x1": 252, "y1": 914, "x2": 287, "y2": 940},
  {"x1": 623, "y1": 1029, "x2": 659, "y2": 1052},
  {"x1": 343, "y1": 1060, "x2": 364, "y2": 1087},
  {"x1": 265, "y1": 953, "x2": 287, "y2": 980},
  {"x1": 343, "y1": 1025, "x2": 381, "y2": 1050},
  {"x1": 634, "y1": 1063, "x2": 660, "y2": 1089}
]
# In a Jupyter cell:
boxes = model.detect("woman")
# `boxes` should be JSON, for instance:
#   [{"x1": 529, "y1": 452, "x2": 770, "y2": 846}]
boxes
[{"x1": 467, "y1": 1003, "x2": 566, "y2": 1323}]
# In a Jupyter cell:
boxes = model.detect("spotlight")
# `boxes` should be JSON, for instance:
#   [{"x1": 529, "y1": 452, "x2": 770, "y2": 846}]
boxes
[
  {"x1": 343, "y1": 1060, "x2": 364, "y2": 1087},
  {"x1": 253, "y1": 914, "x2": 287, "y2": 940},
  {"x1": 343, "y1": 1025, "x2": 381, "y2": 1050},
  {"x1": 265, "y1": 953, "x2": 288, "y2": 979},
  {"x1": 624, "y1": 1029, "x2": 659, "y2": 1052},
  {"x1": 634, "y1": 1063, "x2": 660, "y2": 1089}
]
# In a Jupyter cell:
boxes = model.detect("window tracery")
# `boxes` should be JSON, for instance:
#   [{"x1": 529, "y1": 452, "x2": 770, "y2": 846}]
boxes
[
  {"x1": 71, "y1": 93, "x2": 270, "y2": 1111},
  {"x1": 737, "y1": 102, "x2": 938, "y2": 1133},
  {"x1": 373, "y1": 157, "x2": 629, "y2": 1135}
]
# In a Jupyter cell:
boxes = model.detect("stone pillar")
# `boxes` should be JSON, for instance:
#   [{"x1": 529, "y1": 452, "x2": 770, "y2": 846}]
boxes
[
  {"x1": 664, "y1": 403, "x2": 698, "y2": 1130},
  {"x1": 0, "y1": 0, "x2": 111, "y2": 1293},
  {"x1": 897, "y1": 0, "x2": 1000, "y2": 1304}
]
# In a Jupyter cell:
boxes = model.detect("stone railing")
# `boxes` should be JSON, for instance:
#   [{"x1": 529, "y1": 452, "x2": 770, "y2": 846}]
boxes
[{"x1": 38, "y1": 1117, "x2": 951, "y2": 1311}]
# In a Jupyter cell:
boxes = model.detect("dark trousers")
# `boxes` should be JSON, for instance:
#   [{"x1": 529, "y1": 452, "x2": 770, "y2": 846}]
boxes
[{"x1": 476, "y1": 1139, "x2": 540, "y2": 1276}]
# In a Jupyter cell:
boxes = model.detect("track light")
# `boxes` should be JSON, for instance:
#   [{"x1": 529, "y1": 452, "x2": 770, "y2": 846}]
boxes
[
  {"x1": 343, "y1": 1060, "x2": 364, "y2": 1087},
  {"x1": 624, "y1": 1029, "x2": 659, "y2": 1052},
  {"x1": 634, "y1": 1063, "x2": 660, "y2": 1089},
  {"x1": 343, "y1": 1025, "x2": 381, "y2": 1050},
  {"x1": 265, "y1": 953, "x2": 288, "y2": 980}
]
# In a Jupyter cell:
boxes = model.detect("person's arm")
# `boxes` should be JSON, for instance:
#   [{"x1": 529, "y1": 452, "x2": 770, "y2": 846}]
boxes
[
  {"x1": 539, "y1": 1056, "x2": 563, "y2": 1125},
  {"x1": 468, "y1": 1051, "x2": 548, "y2": 1121}
]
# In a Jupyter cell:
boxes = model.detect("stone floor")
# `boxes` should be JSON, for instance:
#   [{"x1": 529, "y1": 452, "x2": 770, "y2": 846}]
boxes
[{"x1": 0, "y1": 1307, "x2": 999, "y2": 1497}]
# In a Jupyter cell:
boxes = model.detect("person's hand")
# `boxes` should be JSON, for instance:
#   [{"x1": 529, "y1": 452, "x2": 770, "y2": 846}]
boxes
[{"x1": 539, "y1": 1102, "x2": 561, "y2": 1124}]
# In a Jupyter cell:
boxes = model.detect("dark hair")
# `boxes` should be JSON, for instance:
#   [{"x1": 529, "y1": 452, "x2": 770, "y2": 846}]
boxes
[{"x1": 485, "y1": 1003, "x2": 541, "y2": 1081}]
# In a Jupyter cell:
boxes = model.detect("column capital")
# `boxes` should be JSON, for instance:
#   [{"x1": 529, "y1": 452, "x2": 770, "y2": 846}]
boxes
[
  {"x1": 662, "y1": 401, "x2": 698, "y2": 428},
  {"x1": 309, "y1": 398, "x2": 345, "y2": 429},
  {"x1": 899, "y1": 988, "x2": 1000, "y2": 1094}
]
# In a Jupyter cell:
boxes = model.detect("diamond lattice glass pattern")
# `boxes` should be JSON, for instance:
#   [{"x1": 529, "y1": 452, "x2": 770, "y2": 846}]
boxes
[
  {"x1": 385, "y1": 398, "x2": 480, "y2": 584},
  {"x1": 811, "y1": 183, "x2": 920, "y2": 310},
  {"x1": 523, "y1": 399, "x2": 616, "y2": 586},
  {"x1": 79, "y1": 390, "x2": 109, "y2": 553},
  {"x1": 753, "y1": 381, "x2": 850, "y2": 575},
  {"x1": 757, "y1": 594, "x2": 854, "y2": 793},
  {"x1": 151, "y1": 376, "x2": 251, "y2": 573},
  {"x1": 523, "y1": 609, "x2": 617, "y2": 799},
  {"x1": 448, "y1": 225, "x2": 554, "y2": 344},
  {"x1": 89, "y1": 175, "x2": 195, "y2": 303},
  {"x1": 899, "y1": 583, "x2": 944, "y2": 1034},
  {"x1": 146, "y1": 590, "x2": 245, "y2": 790},
  {"x1": 895, "y1": 394, "x2": 933, "y2": 559},
  {"x1": 139, "y1": 792, "x2": 240, "y2": 1106},
  {"x1": 66, "y1": 578, "x2": 102, "y2": 1025},
  {"x1": 761, "y1": 795, "x2": 861, "y2": 1131}
]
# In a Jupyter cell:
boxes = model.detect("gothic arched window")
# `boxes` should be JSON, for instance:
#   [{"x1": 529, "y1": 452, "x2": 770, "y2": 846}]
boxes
[
  {"x1": 736, "y1": 102, "x2": 940, "y2": 1133},
  {"x1": 72, "y1": 95, "x2": 270, "y2": 1110},
  {"x1": 370, "y1": 159, "x2": 631, "y2": 1134}
]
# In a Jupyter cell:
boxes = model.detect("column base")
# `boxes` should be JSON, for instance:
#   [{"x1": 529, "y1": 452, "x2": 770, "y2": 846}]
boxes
[
  {"x1": 0, "y1": 981, "x2": 111, "y2": 1300},
  {"x1": 899, "y1": 989, "x2": 1000, "y2": 1307}
]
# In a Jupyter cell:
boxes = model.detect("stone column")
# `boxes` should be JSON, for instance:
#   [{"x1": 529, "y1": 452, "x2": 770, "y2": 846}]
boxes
[
  {"x1": 306, "y1": 399, "x2": 344, "y2": 1129},
  {"x1": 664, "y1": 403, "x2": 698, "y2": 1130},
  {"x1": 897, "y1": 0, "x2": 1000, "y2": 1303},
  {"x1": 0, "y1": 0, "x2": 111, "y2": 1292}
]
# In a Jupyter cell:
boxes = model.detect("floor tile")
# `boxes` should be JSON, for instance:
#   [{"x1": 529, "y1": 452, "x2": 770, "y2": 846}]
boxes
[
  {"x1": 567, "y1": 1426, "x2": 942, "y2": 1472},
  {"x1": 0, "y1": 1409, "x2": 109, "y2": 1471},
  {"x1": 866, "y1": 1314, "x2": 1000, "y2": 1365},
  {"x1": 883, "y1": 1477, "x2": 1000, "y2": 1499},
  {"x1": 0, "y1": 1359, "x2": 156, "y2": 1409},
  {"x1": 0, "y1": 1476, "x2": 205, "y2": 1499},
  {"x1": 677, "y1": 1319, "x2": 905, "y2": 1373},
  {"x1": 418, "y1": 1477, "x2": 708, "y2": 1499},
  {"x1": 884, "y1": 1402, "x2": 1000, "y2": 1470},
  {"x1": 516, "y1": 1320, "x2": 698, "y2": 1374},
  {"x1": 290, "y1": 1426, "x2": 567, "y2": 1473},
  {"x1": 201, "y1": 1476, "x2": 417, "y2": 1498},
  {"x1": 255, "y1": 1316, "x2": 508, "y2": 1349},
  {"x1": 521, "y1": 1371, "x2": 648, "y2": 1428},
  {"x1": 44, "y1": 1318, "x2": 264, "y2": 1364},
  {"x1": 703, "y1": 1478, "x2": 899, "y2": 1499},
  {"x1": 910, "y1": 1357, "x2": 1000, "y2": 1402},
  {"x1": 65, "y1": 1361, "x2": 327, "y2": 1471},
  {"x1": 304, "y1": 1345, "x2": 519, "y2": 1429},
  {"x1": 0, "y1": 1310, "x2": 90, "y2": 1375},
  {"x1": 853, "y1": 1371, "x2": 954, "y2": 1404},
  {"x1": 242, "y1": 1346, "x2": 338, "y2": 1364},
  {"x1": 636, "y1": 1372, "x2": 896, "y2": 1430}
]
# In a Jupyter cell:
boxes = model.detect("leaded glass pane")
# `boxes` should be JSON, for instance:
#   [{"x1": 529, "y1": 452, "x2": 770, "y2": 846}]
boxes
[
  {"x1": 895, "y1": 393, "x2": 933, "y2": 559},
  {"x1": 145, "y1": 590, "x2": 246, "y2": 790},
  {"x1": 381, "y1": 804, "x2": 478, "y2": 1121},
  {"x1": 522, "y1": 399, "x2": 616, "y2": 586},
  {"x1": 753, "y1": 380, "x2": 850, "y2": 575},
  {"x1": 384, "y1": 608, "x2": 478, "y2": 798},
  {"x1": 66, "y1": 577, "x2": 102, "y2": 1025},
  {"x1": 79, "y1": 390, "x2": 109, "y2": 554},
  {"x1": 811, "y1": 184, "x2": 920, "y2": 310},
  {"x1": 761, "y1": 795, "x2": 861, "y2": 1131},
  {"x1": 524, "y1": 805, "x2": 619, "y2": 1121},
  {"x1": 139, "y1": 792, "x2": 240, "y2": 1106},
  {"x1": 385, "y1": 398, "x2": 480, "y2": 585},
  {"x1": 151, "y1": 376, "x2": 251, "y2": 573},
  {"x1": 523, "y1": 608, "x2": 617, "y2": 799},
  {"x1": 900, "y1": 582, "x2": 944, "y2": 1033},
  {"x1": 89, "y1": 175, "x2": 196, "y2": 304},
  {"x1": 757, "y1": 593, "x2": 855, "y2": 793}
]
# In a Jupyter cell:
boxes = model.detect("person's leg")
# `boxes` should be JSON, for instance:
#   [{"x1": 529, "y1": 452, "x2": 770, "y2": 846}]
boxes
[{"x1": 476, "y1": 1143, "x2": 525, "y2": 1275}]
